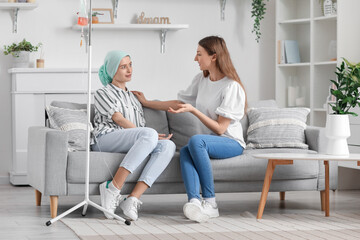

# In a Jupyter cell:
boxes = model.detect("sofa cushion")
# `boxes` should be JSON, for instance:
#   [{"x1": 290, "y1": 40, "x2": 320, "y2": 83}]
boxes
[
  {"x1": 46, "y1": 105, "x2": 90, "y2": 151},
  {"x1": 67, "y1": 148, "x2": 318, "y2": 184},
  {"x1": 242, "y1": 99, "x2": 279, "y2": 141},
  {"x1": 246, "y1": 107, "x2": 310, "y2": 149},
  {"x1": 49, "y1": 101, "x2": 96, "y2": 125},
  {"x1": 166, "y1": 112, "x2": 212, "y2": 150},
  {"x1": 143, "y1": 107, "x2": 169, "y2": 135}
]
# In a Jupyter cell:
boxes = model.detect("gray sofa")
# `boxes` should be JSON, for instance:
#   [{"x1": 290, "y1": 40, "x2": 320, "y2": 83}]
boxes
[{"x1": 27, "y1": 100, "x2": 338, "y2": 218}]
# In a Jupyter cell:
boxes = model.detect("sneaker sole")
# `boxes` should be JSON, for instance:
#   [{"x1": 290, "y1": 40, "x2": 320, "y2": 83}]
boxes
[
  {"x1": 183, "y1": 203, "x2": 210, "y2": 223},
  {"x1": 99, "y1": 183, "x2": 114, "y2": 219}
]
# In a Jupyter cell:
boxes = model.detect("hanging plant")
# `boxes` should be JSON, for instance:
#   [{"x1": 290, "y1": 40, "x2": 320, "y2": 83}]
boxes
[{"x1": 251, "y1": 0, "x2": 269, "y2": 43}]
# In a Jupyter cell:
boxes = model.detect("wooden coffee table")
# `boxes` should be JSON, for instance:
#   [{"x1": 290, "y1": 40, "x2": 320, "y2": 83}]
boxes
[{"x1": 253, "y1": 153, "x2": 360, "y2": 219}]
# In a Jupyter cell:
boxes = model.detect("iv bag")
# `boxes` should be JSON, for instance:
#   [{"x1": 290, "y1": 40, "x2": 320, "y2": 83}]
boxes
[{"x1": 77, "y1": 0, "x2": 88, "y2": 26}]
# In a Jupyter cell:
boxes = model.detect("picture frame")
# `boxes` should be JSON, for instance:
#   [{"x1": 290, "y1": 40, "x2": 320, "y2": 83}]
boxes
[{"x1": 92, "y1": 8, "x2": 114, "y2": 24}]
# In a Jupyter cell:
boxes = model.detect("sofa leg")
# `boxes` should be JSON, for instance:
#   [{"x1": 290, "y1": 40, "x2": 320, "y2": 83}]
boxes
[
  {"x1": 320, "y1": 191, "x2": 325, "y2": 211},
  {"x1": 35, "y1": 189, "x2": 42, "y2": 206},
  {"x1": 50, "y1": 196, "x2": 58, "y2": 218},
  {"x1": 279, "y1": 191, "x2": 285, "y2": 201}
]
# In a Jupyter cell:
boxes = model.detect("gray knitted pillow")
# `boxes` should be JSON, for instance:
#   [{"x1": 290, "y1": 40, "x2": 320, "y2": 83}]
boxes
[
  {"x1": 246, "y1": 107, "x2": 310, "y2": 149},
  {"x1": 46, "y1": 105, "x2": 91, "y2": 151}
]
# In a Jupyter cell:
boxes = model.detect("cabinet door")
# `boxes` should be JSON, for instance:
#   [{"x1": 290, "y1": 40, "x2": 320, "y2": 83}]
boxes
[{"x1": 12, "y1": 93, "x2": 45, "y2": 174}]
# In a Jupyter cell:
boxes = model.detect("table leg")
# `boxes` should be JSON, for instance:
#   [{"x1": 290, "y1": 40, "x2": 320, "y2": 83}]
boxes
[
  {"x1": 320, "y1": 191, "x2": 325, "y2": 211},
  {"x1": 257, "y1": 159, "x2": 293, "y2": 219},
  {"x1": 324, "y1": 160, "x2": 329, "y2": 217}
]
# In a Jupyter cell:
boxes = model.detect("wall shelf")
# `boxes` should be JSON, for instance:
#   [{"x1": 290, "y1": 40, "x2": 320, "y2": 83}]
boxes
[
  {"x1": 277, "y1": 63, "x2": 311, "y2": 67},
  {"x1": 72, "y1": 23, "x2": 189, "y2": 53},
  {"x1": 278, "y1": 18, "x2": 311, "y2": 24},
  {"x1": 314, "y1": 15, "x2": 337, "y2": 21},
  {"x1": 0, "y1": 3, "x2": 39, "y2": 33},
  {"x1": 314, "y1": 61, "x2": 337, "y2": 66}
]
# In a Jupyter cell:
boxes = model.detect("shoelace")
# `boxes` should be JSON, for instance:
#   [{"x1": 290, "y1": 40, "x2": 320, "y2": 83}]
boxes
[
  {"x1": 201, "y1": 200, "x2": 214, "y2": 209},
  {"x1": 133, "y1": 199, "x2": 143, "y2": 212},
  {"x1": 110, "y1": 193, "x2": 121, "y2": 209}
]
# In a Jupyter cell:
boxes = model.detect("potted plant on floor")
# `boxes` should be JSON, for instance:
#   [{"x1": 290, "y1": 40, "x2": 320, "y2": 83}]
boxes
[
  {"x1": 326, "y1": 58, "x2": 360, "y2": 155},
  {"x1": 3, "y1": 39, "x2": 41, "y2": 68}
]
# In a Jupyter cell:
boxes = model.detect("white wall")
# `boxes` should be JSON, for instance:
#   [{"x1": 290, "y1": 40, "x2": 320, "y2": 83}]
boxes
[{"x1": 0, "y1": 0, "x2": 275, "y2": 183}]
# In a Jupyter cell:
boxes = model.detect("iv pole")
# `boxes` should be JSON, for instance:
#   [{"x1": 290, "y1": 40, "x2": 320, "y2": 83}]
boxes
[{"x1": 46, "y1": 0, "x2": 130, "y2": 226}]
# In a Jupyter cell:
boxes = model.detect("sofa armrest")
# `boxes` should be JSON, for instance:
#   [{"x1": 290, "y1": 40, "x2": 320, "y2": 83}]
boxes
[
  {"x1": 305, "y1": 126, "x2": 327, "y2": 153},
  {"x1": 28, "y1": 126, "x2": 69, "y2": 196}
]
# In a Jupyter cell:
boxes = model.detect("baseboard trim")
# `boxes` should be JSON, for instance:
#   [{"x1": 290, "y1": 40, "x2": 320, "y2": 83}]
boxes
[{"x1": 0, "y1": 174, "x2": 10, "y2": 185}]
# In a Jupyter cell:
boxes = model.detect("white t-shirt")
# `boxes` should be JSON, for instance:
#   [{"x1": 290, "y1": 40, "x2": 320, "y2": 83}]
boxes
[{"x1": 178, "y1": 73, "x2": 246, "y2": 148}]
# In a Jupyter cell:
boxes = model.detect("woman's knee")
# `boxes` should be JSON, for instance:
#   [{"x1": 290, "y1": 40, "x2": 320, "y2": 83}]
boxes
[
  {"x1": 188, "y1": 135, "x2": 207, "y2": 149},
  {"x1": 138, "y1": 127, "x2": 158, "y2": 147},
  {"x1": 155, "y1": 140, "x2": 176, "y2": 155}
]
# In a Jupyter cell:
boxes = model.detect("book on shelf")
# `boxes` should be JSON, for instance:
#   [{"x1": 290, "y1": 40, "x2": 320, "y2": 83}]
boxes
[
  {"x1": 277, "y1": 40, "x2": 286, "y2": 64},
  {"x1": 277, "y1": 40, "x2": 301, "y2": 64},
  {"x1": 284, "y1": 40, "x2": 300, "y2": 64}
]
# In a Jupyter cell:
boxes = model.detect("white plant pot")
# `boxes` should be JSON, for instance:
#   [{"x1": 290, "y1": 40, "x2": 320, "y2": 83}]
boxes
[
  {"x1": 325, "y1": 114, "x2": 350, "y2": 156},
  {"x1": 13, "y1": 51, "x2": 30, "y2": 68}
]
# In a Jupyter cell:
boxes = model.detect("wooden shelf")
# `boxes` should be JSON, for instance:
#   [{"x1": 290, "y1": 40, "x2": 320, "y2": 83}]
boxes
[{"x1": 0, "y1": 2, "x2": 39, "y2": 33}]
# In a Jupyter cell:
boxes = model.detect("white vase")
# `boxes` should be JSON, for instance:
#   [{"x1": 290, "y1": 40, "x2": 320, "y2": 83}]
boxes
[
  {"x1": 325, "y1": 114, "x2": 350, "y2": 156},
  {"x1": 13, "y1": 51, "x2": 30, "y2": 68}
]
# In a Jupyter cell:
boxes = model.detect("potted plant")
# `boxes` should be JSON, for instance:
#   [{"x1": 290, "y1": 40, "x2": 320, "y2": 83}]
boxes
[
  {"x1": 3, "y1": 39, "x2": 41, "y2": 68},
  {"x1": 92, "y1": 12, "x2": 103, "y2": 24},
  {"x1": 325, "y1": 58, "x2": 360, "y2": 155}
]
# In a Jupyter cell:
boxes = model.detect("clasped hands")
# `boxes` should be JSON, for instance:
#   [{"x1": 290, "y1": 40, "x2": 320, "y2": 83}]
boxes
[{"x1": 132, "y1": 91, "x2": 195, "y2": 141}]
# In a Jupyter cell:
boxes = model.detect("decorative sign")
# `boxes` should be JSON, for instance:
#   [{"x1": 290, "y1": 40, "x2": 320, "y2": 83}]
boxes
[{"x1": 137, "y1": 12, "x2": 171, "y2": 24}]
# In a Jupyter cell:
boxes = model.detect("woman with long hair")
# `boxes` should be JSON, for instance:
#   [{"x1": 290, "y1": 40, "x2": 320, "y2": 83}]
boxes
[{"x1": 133, "y1": 36, "x2": 247, "y2": 222}]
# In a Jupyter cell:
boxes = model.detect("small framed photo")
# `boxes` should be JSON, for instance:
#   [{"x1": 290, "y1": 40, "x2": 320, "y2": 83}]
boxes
[{"x1": 92, "y1": 8, "x2": 114, "y2": 24}]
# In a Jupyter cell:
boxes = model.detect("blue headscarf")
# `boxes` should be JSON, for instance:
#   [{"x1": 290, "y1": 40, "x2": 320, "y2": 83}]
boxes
[{"x1": 98, "y1": 50, "x2": 130, "y2": 86}]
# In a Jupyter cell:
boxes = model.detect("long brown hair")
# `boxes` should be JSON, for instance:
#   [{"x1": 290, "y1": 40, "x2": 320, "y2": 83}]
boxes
[{"x1": 198, "y1": 36, "x2": 248, "y2": 111}]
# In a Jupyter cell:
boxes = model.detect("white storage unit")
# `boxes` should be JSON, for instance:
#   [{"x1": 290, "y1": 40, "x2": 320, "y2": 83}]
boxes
[
  {"x1": 9, "y1": 68, "x2": 102, "y2": 185},
  {"x1": 276, "y1": 0, "x2": 360, "y2": 128}
]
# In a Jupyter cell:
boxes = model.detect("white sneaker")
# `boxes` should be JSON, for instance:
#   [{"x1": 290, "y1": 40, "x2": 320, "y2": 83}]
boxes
[
  {"x1": 183, "y1": 198, "x2": 219, "y2": 223},
  {"x1": 99, "y1": 181, "x2": 121, "y2": 219},
  {"x1": 202, "y1": 200, "x2": 219, "y2": 219},
  {"x1": 119, "y1": 196, "x2": 143, "y2": 221}
]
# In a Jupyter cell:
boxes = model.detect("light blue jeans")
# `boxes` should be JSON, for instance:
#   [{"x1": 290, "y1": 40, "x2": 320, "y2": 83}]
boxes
[
  {"x1": 92, "y1": 127, "x2": 176, "y2": 187},
  {"x1": 180, "y1": 134, "x2": 244, "y2": 201}
]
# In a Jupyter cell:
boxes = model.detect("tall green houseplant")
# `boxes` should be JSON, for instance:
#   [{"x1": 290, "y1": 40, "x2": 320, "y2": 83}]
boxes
[{"x1": 329, "y1": 58, "x2": 360, "y2": 116}]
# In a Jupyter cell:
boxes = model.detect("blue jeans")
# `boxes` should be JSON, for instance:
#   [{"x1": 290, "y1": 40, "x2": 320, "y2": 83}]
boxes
[
  {"x1": 180, "y1": 134, "x2": 244, "y2": 201},
  {"x1": 92, "y1": 127, "x2": 176, "y2": 187}
]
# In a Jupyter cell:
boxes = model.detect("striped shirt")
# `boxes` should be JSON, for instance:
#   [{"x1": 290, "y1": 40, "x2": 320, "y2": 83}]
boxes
[{"x1": 92, "y1": 83, "x2": 146, "y2": 141}]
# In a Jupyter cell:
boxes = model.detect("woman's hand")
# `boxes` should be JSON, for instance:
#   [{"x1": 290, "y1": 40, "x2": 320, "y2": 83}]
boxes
[
  {"x1": 158, "y1": 133, "x2": 173, "y2": 140},
  {"x1": 132, "y1": 91, "x2": 147, "y2": 105},
  {"x1": 168, "y1": 103, "x2": 195, "y2": 114}
]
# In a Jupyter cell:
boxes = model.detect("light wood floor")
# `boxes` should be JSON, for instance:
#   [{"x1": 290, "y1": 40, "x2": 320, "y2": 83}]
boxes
[{"x1": 2, "y1": 184, "x2": 360, "y2": 240}]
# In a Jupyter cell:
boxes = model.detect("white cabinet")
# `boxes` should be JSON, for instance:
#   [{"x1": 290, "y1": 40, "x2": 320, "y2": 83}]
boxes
[{"x1": 9, "y1": 68, "x2": 102, "y2": 185}]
